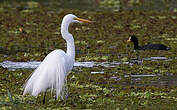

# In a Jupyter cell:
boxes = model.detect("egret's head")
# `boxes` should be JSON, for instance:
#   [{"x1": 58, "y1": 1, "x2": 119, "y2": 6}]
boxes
[
  {"x1": 61, "y1": 14, "x2": 91, "y2": 40},
  {"x1": 63, "y1": 14, "x2": 91, "y2": 24}
]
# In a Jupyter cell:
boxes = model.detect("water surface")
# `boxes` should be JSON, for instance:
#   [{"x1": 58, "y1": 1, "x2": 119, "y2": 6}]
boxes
[{"x1": 0, "y1": 56, "x2": 168, "y2": 70}]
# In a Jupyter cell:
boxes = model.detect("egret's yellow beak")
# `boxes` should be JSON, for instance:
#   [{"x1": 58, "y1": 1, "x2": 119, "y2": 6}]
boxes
[
  {"x1": 75, "y1": 17, "x2": 92, "y2": 23},
  {"x1": 127, "y1": 37, "x2": 131, "y2": 42}
]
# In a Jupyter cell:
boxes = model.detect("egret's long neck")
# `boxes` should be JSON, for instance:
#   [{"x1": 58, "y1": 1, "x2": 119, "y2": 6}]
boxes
[
  {"x1": 61, "y1": 21, "x2": 75, "y2": 60},
  {"x1": 66, "y1": 37, "x2": 75, "y2": 60}
]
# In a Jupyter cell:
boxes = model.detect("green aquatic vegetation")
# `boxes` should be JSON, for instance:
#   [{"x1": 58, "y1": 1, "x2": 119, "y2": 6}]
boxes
[
  {"x1": 171, "y1": 16, "x2": 177, "y2": 19},
  {"x1": 157, "y1": 15, "x2": 167, "y2": 19},
  {"x1": 75, "y1": 40, "x2": 88, "y2": 45},
  {"x1": 26, "y1": 1, "x2": 40, "y2": 9},
  {"x1": 166, "y1": 37, "x2": 177, "y2": 41},
  {"x1": 99, "y1": 0, "x2": 120, "y2": 11},
  {"x1": 0, "y1": 68, "x2": 177, "y2": 109},
  {"x1": 96, "y1": 40, "x2": 105, "y2": 44},
  {"x1": 76, "y1": 55, "x2": 109, "y2": 61},
  {"x1": 0, "y1": 91, "x2": 24, "y2": 109},
  {"x1": 0, "y1": 9, "x2": 177, "y2": 109}
]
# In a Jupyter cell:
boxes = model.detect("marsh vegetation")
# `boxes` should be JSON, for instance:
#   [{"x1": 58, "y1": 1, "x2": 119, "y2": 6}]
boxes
[{"x1": 0, "y1": 0, "x2": 177, "y2": 109}]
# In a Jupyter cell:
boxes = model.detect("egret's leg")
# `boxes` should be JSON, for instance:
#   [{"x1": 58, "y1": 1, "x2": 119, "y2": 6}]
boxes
[
  {"x1": 55, "y1": 95, "x2": 57, "y2": 101},
  {"x1": 43, "y1": 91, "x2": 47, "y2": 104}
]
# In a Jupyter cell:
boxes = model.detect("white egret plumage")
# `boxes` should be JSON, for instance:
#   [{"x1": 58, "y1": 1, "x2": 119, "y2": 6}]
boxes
[{"x1": 23, "y1": 14, "x2": 91, "y2": 102}]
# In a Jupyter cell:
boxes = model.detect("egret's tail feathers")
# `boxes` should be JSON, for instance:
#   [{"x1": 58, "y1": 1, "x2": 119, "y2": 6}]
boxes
[
  {"x1": 55, "y1": 63, "x2": 66, "y2": 99},
  {"x1": 23, "y1": 55, "x2": 68, "y2": 99},
  {"x1": 23, "y1": 50, "x2": 71, "y2": 99}
]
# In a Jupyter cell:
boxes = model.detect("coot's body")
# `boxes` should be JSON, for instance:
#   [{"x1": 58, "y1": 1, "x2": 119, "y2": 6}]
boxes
[{"x1": 127, "y1": 35, "x2": 170, "y2": 50}]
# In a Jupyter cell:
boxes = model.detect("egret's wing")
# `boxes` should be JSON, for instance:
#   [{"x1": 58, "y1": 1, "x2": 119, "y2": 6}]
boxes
[{"x1": 23, "y1": 50, "x2": 69, "y2": 99}]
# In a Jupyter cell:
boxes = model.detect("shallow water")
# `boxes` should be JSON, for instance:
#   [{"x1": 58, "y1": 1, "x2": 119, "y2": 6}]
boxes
[
  {"x1": 1, "y1": 57, "x2": 176, "y2": 87},
  {"x1": 0, "y1": 60, "x2": 129, "y2": 70},
  {"x1": 143, "y1": 56, "x2": 168, "y2": 61},
  {"x1": 0, "y1": 56, "x2": 168, "y2": 70},
  {"x1": 90, "y1": 72, "x2": 177, "y2": 88}
]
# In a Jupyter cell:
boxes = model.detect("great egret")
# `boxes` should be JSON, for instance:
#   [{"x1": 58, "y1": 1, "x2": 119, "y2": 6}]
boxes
[
  {"x1": 23, "y1": 14, "x2": 91, "y2": 103},
  {"x1": 127, "y1": 35, "x2": 170, "y2": 50}
]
